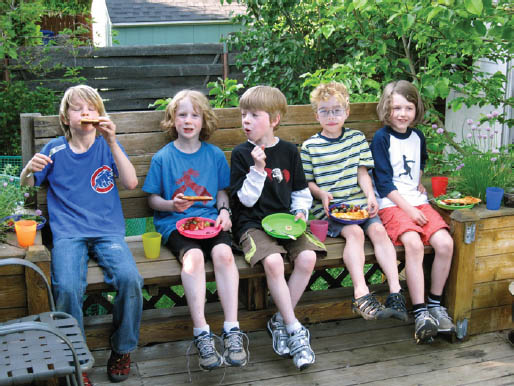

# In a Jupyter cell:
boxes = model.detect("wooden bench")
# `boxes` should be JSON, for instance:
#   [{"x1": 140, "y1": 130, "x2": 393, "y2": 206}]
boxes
[{"x1": 20, "y1": 103, "x2": 437, "y2": 349}]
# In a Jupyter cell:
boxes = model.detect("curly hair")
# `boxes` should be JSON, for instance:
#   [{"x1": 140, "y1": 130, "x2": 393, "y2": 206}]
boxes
[
  {"x1": 310, "y1": 82, "x2": 350, "y2": 112},
  {"x1": 161, "y1": 90, "x2": 218, "y2": 141},
  {"x1": 239, "y1": 85, "x2": 287, "y2": 130},
  {"x1": 59, "y1": 85, "x2": 106, "y2": 140},
  {"x1": 377, "y1": 80, "x2": 425, "y2": 126}
]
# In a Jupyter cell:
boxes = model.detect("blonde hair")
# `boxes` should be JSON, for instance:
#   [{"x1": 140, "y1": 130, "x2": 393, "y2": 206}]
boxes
[
  {"x1": 239, "y1": 85, "x2": 287, "y2": 130},
  {"x1": 59, "y1": 85, "x2": 106, "y2": 140},
  {"x1": 161, "y1": 90, "x2": 218, "y2": 141},
  {"x1": 377, "y1": 80, "x2": 425, "y2": 126},
  {"x1": 310, "y1": 82, "x2": 350, "y2": 111}
]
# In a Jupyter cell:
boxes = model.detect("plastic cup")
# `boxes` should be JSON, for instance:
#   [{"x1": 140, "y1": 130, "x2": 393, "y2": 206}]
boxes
[
  {"x1": 309, "y1": 220, "x2": 329, "y2": 242},
  {"x1": 431, "y1": 176, "x2": 449, "y2": 198},
  {"x1": 486, "y1": 187, "x2": 504, "y2": 210},
  {"x1": 142, "y1": 232, "x2": 162, "y2": 259},
  {"x1": 14, "y1": 220, "x2": 37, "y2": 248}
]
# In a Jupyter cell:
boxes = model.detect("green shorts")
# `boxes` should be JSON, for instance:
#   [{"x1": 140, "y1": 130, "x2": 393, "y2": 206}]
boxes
[{"x1": 239, "y1": 228, "x2": 327, "y2": 267}]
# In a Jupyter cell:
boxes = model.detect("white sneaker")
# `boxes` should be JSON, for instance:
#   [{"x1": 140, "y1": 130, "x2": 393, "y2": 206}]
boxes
[{"x1": 287, "y1": 326, "x2": 315, "y2": 370}]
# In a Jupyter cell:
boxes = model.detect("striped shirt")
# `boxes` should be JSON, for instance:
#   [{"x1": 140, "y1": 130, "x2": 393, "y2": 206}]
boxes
[{"x1": 300, "y1": 129, "x2": 374, "y2": 219}]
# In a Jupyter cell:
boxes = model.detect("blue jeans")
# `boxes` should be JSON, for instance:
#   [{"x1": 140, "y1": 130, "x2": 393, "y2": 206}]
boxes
[{"x1": 51, "y1": 236, "x2": 143, "y2": 354}]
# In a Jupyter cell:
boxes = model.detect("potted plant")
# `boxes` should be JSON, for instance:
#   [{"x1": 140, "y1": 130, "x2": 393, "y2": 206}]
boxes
[{"x1": 0, "y1": 165, "x2": 42, "y2": 243}]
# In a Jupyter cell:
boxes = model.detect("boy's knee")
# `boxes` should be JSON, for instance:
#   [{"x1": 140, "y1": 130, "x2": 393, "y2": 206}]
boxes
[
  {"x1": 182, "y1": 250, "x2": 205, "y2": 274},
  {"x1": 263, "y1": 254, "x2": 284, "y2": 278},
  {"x1": 343, "y1": 226, "x2": 364, "y2": 242},
  {"x1": 295, "y1": 251, "x2": 316, "y2": 271},
  {"x1": 212, "y1": 251, "x2": 235, "y2": 268}
]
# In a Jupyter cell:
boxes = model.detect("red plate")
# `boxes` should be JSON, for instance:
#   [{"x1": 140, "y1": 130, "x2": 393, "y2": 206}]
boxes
[{"x1": 176, "y1": 217, "x2": 221, "y2": 239}]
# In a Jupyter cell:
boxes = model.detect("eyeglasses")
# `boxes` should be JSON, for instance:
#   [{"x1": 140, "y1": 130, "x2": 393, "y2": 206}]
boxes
[{"x1": 317, "y1": 108, "x2": 345, "y2": 117}]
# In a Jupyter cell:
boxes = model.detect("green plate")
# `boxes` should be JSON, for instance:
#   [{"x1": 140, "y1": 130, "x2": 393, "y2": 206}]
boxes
[
  {"x1": 262, "y1": 213, "x2": 306, "y2": 239},
  {"x1": 435, "y1": 200, "x2": 475, "y2": 210}
]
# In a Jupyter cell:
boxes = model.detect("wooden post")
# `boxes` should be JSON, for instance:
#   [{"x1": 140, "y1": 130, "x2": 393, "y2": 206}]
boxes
[
  {"x1": 444, "y1": 210, "x2": 479, "y2": 339},
  {"x1": 24, "y1": 245, "x2": 52, "y2": 315},
  {"x1": 239, "y1": 277, "x2": 268, "y2": 311},
  {"x1": 20, "y1": 113, "x2": 41, "y2": 169}
]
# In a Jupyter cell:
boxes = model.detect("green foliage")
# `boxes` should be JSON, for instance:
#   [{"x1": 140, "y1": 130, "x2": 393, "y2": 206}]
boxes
[
  {"x1": 207, "y1": 77, "x2": 244, "y2": 108},
  {"x1": 0, "y1": 0, "x2": 45, "y2": 59},
  {"x1": 42, "y1": 0, "x2": 91, "y2": 15},
  {"x1": 148, "y1": 98, "x2": 172, "y2": 110},
  {"x1": 0, "y1": 81, "x2": 58, "y2": 156}
]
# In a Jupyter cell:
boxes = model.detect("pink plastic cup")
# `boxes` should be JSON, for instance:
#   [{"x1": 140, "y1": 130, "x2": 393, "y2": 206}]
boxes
[{"x1": 309, "y1": 220, "x2": 329, "y2": 242}]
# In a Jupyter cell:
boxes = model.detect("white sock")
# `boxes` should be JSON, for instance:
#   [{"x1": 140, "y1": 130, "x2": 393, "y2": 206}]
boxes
[
  {"x1": 193, "y1": 325, "x2": 210, "y2": 337},
  {"x1": 223, "y1": 321, "x2": 240, "y2": 333},
  {"x1": 286, "y1": 320, "x2": 302, "y2": 334}
]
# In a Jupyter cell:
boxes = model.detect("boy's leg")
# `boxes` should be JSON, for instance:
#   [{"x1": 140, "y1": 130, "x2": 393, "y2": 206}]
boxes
[
  {"x1": 340, "y1": 225, "x2": 369, "y2": 298},
  {"x1": 211, "y1": 242, "x2": 248, "y2": 367},
  {"x1": 211, "y1": 243, "x2": 238, "y2": 322},
  {"x1": 287, "y1": 249, "x2": 316, "y2": 308},
  {"x1": 427, "y1": 228, "x2": 455, "y2": 332},
  {"x1": 366, "y1": 222, "x2": 407, "y2": 321},
  {"x1": 181, "y1": 248, "x2": 208, "y2": 328},
  {"x1": 51, "y1": 238, "x2": 90, "y2": 333},
  {"x1": 263, "y1": 253, "x2": 296, "y2": 324},
  {"x1": 92, "y1": 236, "x2": 143, "y2": 382}
]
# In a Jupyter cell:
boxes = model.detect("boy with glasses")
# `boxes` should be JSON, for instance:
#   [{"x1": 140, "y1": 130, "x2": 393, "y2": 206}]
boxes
[{"x1": 300, "y1": 82, "x2": 408, "y2": 322}]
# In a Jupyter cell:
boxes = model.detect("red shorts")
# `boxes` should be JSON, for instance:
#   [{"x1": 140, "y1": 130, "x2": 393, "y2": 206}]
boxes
[{"x1": 378, "y1": 204, "x2": 449, "y2": 246}]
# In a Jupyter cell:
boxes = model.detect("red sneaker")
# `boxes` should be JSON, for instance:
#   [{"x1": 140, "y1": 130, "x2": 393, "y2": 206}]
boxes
[
  {"x1": 107, "y1": 351, "x2": 131, "y2": 382},
  {"x1": 82, "y1": 372, "x2": 93, "y2": 386}
]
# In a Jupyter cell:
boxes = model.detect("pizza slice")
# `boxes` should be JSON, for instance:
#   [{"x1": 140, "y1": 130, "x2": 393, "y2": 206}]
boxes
[
  {"x1": 441, "y1": 196, "x2": 481, "y2": 205},
  {"x1": 80, "y1": 118, "x2": 100, "y2": 124},
  {"x1": 182, "y1": 195, "x2": 213, "y2": 201}
]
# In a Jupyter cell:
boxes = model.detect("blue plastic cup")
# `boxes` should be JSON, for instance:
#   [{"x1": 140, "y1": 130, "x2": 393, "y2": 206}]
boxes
[{"x1": 486, "y1": 187, "x2": 504, "y2": 210}]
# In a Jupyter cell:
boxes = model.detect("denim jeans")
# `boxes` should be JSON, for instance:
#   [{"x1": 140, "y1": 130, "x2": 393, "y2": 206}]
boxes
[{"x1": 51, "y1": 236, "x2": 143, "y2": 354}]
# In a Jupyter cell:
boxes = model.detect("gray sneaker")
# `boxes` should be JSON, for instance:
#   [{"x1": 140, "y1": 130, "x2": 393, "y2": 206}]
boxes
[
  {"x1": 192, "y1": 331, "x2": 223, "y2": 371},
  {"x1": 352, "y1": 293, "x2": 388, "y2": 320},
  {"x1": 414, "y1": 310, "x2": 439, "y2": 344},
  {"x1": 222, "y1": 327, "x2": 249, "y2": 367},
  {"x1": 428, "y1": 305, "x2": 456, "y2": 333},
  {"x1": 287, "y1": 326, "x2": 315, "y2": 371},
  {"x1": 383, "y1": 292, "x2": 409, "y2": 322},
  {"x1": 267, "y1": 313, "x2": 290, "y2": 357}
]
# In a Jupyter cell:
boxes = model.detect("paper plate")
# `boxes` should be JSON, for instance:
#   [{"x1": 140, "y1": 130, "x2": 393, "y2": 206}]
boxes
[
  {"x1": 261, "y1": 213, "x2": 306, "y2": 239},
  {"x1": 328, "y1": 203, "x2": 369, "y2": 225},
  {"x1": 435, "y1": 200, "x2": 475, "y2": 210},
  {"x1": 176, "y1": 217, "x2": 221, "y2": 239}
]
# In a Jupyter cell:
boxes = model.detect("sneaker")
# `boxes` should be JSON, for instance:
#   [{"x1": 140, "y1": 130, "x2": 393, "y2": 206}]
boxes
[
  {"x1": 414, "y1": 310, "x2": 439, "y2": 344},
  {"x1": 107, "y1": 351, "x2": 131, "y2": 382},
  {"x1": 82, "y1": 372, "x2": 93, "y2": 386},
  {"x1": 352, "y1": 293, "x2": 388, "y2": 320},
  {"x1": 193, "y1": 331, "x2": 223, "y2": 371},
  {"x1": 222, "y1": 327, "x2": 249, "y2": 367},
  {"x1": 429, "y1": 305, "x2": 456, "y2": 333},
  {"x1": 287, "y1": 326, "x2": 315, "y2": 371},
  {"x1": 267, "y1": 313, "x2": 290, "y2": 357},
  {"x1": 383, "y1": 292, "x2": 409, "y2": 321}
]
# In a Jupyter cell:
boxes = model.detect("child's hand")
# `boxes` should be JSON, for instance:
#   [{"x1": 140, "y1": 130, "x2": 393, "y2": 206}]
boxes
[
  {"x1": 366, "y1": 195, "x2": 378, "y2": 217},
  {"x1": 418, "y1": 182, "x2": 426, "y2": 194},
  {"x1": 321, "y1": 191, "x2": 333, "y2": 217},
  {"x1": 250, "y1": 144, "x2": 266, "y2": 172},
  {"x1": 294, "y1": 211, "x2": 306, "y2": 222},
  {"x1": 28, "y1": 153, "x2": 52, "y2": 173},
  {"x1": 173, "y1": 193, "x2": 194, "y2": 212},
  {"x1": 406, "y1": 206, "x2": 428, "y2": 226},
  {"x1": 215, "y1": 210, "x2": 232, "y2": 231},
  {"x1": 95, "y1": 117, "x2": 117, "y2": 145}
]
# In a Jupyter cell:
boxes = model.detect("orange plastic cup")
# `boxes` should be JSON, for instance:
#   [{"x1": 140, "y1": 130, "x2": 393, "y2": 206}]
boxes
[{"x1": 14, "y1": 220, "x2": 37, "y2": 247}]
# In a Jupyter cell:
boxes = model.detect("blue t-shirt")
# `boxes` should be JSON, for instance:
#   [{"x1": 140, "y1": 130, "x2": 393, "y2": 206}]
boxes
[
  {"x1": 142, "y1": 141, "x2": 230, "y2": 243},
  {"x1": 34, "y1": 136, "x2": 126, "y2": 241}
]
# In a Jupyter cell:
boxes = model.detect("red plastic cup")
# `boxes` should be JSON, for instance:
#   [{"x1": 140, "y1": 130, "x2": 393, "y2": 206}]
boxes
[
  {"x1": 309, "y1": 220, "x2": 329, "y2": 242},
  {"x1": 431, "y1": 176, "x2": 449, "y2": 198}
]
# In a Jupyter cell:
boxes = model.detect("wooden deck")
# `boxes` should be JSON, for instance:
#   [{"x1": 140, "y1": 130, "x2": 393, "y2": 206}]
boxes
[{"x1": 86, "y1": 318, "x2": 514, "y2": 385}]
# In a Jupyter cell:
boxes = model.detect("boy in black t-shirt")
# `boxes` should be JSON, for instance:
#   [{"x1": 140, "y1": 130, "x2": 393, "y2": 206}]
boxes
[{"x1": 230, "y1": 86, "x2": 326, "y2": 370}]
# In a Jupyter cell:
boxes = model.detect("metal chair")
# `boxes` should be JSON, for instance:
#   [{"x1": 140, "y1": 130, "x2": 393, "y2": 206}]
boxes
[{"x1": 0, "y1": 258, "x2": 94, "y2": 386}]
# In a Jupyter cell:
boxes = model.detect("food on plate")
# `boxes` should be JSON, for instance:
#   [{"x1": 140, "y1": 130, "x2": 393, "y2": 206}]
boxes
[
  {"x1": 178, "y1": 217, "x2": 213, "y2": 232},
  {"x1": 285, "y1": 225, "x2": 293, "y2": 231},
  {"x1": 330, "y1": 204, "x2": 369, "y2": 220},
  {"x1": 80, "y1": 118, "x2": 100, "y2": 124},
  {"x1": 440, "y1": 196, "x2": 481, "y2": 206},
  {"x1": 182, "y1": 195, "x2": 213, "y2": 201}
]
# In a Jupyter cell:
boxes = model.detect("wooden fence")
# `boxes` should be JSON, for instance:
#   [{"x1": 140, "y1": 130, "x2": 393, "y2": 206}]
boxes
[{"x1": 8, "y1": 44, "x2": 242, "y2": 111}]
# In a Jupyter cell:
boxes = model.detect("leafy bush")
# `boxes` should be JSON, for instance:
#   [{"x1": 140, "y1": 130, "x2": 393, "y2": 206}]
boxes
[
  {"x1": 207, "y1": 77, "x2": 244, "y2": 108},
  {"x1": 0, "y1": 81, "x2": 58, "y2": 155}
]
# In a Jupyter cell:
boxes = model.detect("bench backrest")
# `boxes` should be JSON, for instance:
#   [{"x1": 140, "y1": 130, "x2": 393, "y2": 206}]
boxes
[{"x1": 21, "y1": 103, "x2": 380, "y2": 219}]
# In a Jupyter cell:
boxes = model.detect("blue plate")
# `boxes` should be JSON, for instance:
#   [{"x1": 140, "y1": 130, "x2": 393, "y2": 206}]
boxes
[
  {"x1": 1, "y1": 214, "x2": 47, "y2": 231},
  {"x1": 329, "y1": 203, "x2": 369, "y2": 225}
]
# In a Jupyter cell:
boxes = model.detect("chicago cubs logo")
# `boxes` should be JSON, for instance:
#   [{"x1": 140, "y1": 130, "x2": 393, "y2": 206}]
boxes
[{"x1": 91, "y1": 165, "x2": 115, "y2": 193}]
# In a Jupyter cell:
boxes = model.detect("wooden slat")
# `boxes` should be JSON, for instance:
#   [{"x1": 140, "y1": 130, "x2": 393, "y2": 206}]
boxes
[
  {"x1": 0, "y1": 275, "x2": 26, "y2": 309},
  {"x1": 471, "y1": 280, "x2": 513, "y2": 309},
  {"x1": 475, "y1": 224, "x2": 514, "y2": 257},
  {"x1": 474, "y1": 252, "x2": 514, "y2": 283},
  {"x1": 470, "y1": 304, "x2": 513, "y2": 335}
]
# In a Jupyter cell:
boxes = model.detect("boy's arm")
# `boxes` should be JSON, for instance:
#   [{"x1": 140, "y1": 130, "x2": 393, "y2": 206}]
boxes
[
  {"x1": 386, "y1": 190, "x2": 427, "y2": 226},
  {"x1": 97, "y1": 117, "x2": 138, "y2": 190},
  {"x1": 20, "y1": 153, "x2": 52, "y2": 187},
  {"x1": 308, "y1": 181, "x2": 333, "y2": 217},
  {"x1": 230, "y1": 146, "x2": 266, "y2": 207},
  {"x1": 357, "y1": 166, "x2": 378, "y2": 217},
  {"x1": 215, "y1": 189, "x2": 232, "y2": 231},
  {"x1": 147, "y1": 193, "x2": 194, "y2": 213},
  {"x1": 290, "y1": 187, "x2": 312, "y2": 221}
]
